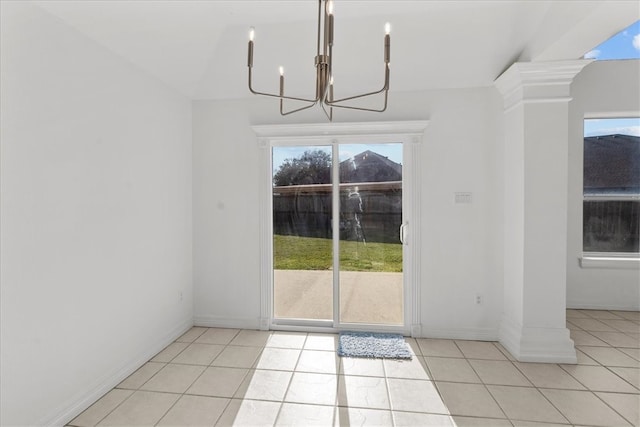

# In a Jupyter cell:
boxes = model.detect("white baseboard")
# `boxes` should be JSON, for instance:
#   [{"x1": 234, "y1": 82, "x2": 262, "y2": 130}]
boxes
[
  {"x1": 44, "y1": 317, "x2": 193, "y2": 427},
  {"x1": 410, "y1": 324, "x2": 422, "y2": 338},
  {"x1": 259, "y1": 317, "x2": 270, "y2": 331},
  {"x1": 193, "y1": 315, "x2": 261, "y2": 330},
  {"x1": 567, "y1": 301, "x2": 640, "y2": 311},
  {"x1": 192, "y1": 318, "x2": 498, "y2": 342},
  {"x1": 418, "y1": 326, "x2": 499, "y2": 341}
]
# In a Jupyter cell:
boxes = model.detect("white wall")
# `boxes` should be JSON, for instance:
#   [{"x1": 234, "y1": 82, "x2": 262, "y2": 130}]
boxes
[
  {"x1": 193, "y1": 87, "x2": 504, "y2": 338},
  {"x1": 192, "y1": 100, "x2": 262, "y2": 327},
  {"x1": 0, "y1": 3, "x2": 193, "y2": 425},
  {"x1": 567, "y1": 59, "x2": 640, "y2": 310}
]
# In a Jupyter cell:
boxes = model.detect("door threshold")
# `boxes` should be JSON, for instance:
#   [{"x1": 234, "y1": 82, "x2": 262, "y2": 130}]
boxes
[{"x1": 270, "y1": 319, "x2": 410, "y2": 336}]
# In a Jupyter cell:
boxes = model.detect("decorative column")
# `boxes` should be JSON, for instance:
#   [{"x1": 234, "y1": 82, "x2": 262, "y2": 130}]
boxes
[{"x1": 494, "y1": 60, "x2": 592, "y2": 363}]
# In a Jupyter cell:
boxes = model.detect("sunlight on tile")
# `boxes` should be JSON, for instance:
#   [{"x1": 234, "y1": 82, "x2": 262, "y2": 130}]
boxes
[
  {"x1": 216, "y1": 399, "x2": 280, "y2": 427},
  {"x1": 388, "y1": 378, "x2": 449, "y2": 414},
  {"x1": 255, "y1": 347, "x2": 301, "y2": 371},
  {"x1": 394, "y1": 411, "x2": 454, "y2": 426},
  {"x1": 337, "y1": 375, "x2": 389, "y2": 410},
  {"x1": 285, "y1": 372, "x2": 337, "y2": 405},
  {"x1": 340, "y1": 355, "x2": 385, "y2": 377},
  {"x1": 436, "y1": 382, "x2": 505, "y2": 419},
  {"x1": 304, "y1": 333, "x2": 338, "y2": 351},
  {"x1": 335, "y1": 407, "x2": 393, "y2": 426},
  {"x1": 296, "y1": 350, "x2": 339, "y2": 374},
  {"x1": 266, "y1": 332, "x2": 307, "y2": 349},
  {"x1": 383, "y1": 356, "x2": 431, "y2": 380},
  {"x1": 235, "y1": 369, "x2": 292, "y2": 402},
  {"x1": 68, "y1": 309, "x2": 639, "y2": 427},
  {"x1": 276, "y1": 403, "x2": 334, "y2": 426},
  {"x1": 186, "y1": 366, "x2": 248, "y2": 397}
]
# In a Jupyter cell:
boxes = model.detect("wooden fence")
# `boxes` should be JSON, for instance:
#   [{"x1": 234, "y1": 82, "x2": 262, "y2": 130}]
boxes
[{"x1": 273, "y1": 182, "x2": 402, "y2": 244}]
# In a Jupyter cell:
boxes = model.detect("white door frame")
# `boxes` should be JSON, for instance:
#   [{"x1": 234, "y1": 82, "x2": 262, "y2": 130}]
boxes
[{"x1": 254, "y1": 121, "x2": 428, "y2": 337}]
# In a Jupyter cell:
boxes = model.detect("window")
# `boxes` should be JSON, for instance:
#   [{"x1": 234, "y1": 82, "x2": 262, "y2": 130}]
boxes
[
  {"x1": 583, "y1": 20, "x2": 640, "y2": 61},
  {"x1": 583, "y1": 118, "x2": 640, "y2": 256}
]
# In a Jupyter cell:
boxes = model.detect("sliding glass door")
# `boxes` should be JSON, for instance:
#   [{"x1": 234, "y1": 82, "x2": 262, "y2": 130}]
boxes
[
  {"x1": 272, "y1": 141, "x2": 405, "y2": 329},
  {"x1": 338, "y1": 144, "x2": 403, "y2": 325},
  {"x1": 272, "y1": 145, "x2": 333, "y2": 321}
]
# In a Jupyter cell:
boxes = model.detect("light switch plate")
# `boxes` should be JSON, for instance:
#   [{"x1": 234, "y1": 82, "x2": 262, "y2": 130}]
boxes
[{"x1": 454, "y1": 192, "x2": 472, "y2": 204}]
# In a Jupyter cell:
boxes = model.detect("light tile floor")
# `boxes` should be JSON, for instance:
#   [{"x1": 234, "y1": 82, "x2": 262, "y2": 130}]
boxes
[{"x1": 69, "y1": 310, "x2": 639, "y2": 426}]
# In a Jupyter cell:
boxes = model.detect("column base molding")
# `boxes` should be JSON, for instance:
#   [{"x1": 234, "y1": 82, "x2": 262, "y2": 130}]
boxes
[{"x1": 499, "y1": 315, "x2": 577, "y2": 363}]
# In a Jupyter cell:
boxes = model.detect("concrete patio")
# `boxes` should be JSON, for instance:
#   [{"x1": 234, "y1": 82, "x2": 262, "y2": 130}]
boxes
[{"x1": 274, "y1": 269, "x2": 403, "y2": 324}]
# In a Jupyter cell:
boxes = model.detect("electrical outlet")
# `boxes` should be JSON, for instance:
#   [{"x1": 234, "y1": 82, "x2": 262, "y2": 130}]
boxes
[
  {"x1": 180, "y1": 291, "x2": 183, "y2": 302},
  {"x1": 475, "y1": 294, "x2": 482, "y2": 305}
]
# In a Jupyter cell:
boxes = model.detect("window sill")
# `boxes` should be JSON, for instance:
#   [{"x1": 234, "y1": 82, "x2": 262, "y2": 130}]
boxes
[{"x1": 579, "y1": 254, "x2": 640, "y2": 269}]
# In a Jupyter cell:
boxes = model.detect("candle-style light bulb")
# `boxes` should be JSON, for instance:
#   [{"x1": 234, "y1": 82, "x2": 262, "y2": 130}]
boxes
[
  {"x1": 328, "y1": 0, "x2": 334, "y2": 15},
  {"x1": 329, "y1": 76, "x2": 334, "y2": 102},
  {"x1": 247, "y1": 27, "x2": 255, "y2": 68},
  {"x1": 279, "y1": 66, "x2": 284, "y2": 76},
  {"x1": 384, "y1": 23, "x2": 391, "y2": 64}
]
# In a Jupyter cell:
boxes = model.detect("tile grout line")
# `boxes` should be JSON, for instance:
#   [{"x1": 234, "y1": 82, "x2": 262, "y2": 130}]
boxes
[
  {"x1": 72, "y1": 312, "x2": 638, "y2": 427},
  {"x1": 201, "y1": 328, "x2": 244, "y2": 426},
  {"x1": 379, "y1": 351, "x2": 398, "y2": 426},
  {"x1": 504, "y1": 355, "x2": 584, "y2": 424},
  {"x1": 149, "y1": 328, "x2": 244, "y2": 426},
  {"x1": 434, "y1": 340, "x2": 508, "y2": 421},
  {"x1": 464, "y1": 359, "x2": 519, "y2": 423},
  {"x1": 572, "y1": 342, "x2": 640, "y2": 392},
  {"x1": 272, "y1": 332, "x2": 308, "y2": 426},
  {"x1": 171, "y1": 328, "x2": 284, "y2": 425},
  {"x1": 77, "y1": 327, "x2": 191, "y2": 426},
  {"x1": 601, "y1": 364, "x2": 640, "y2": 392},
  {"x1": 153, "y1": 327, "x2": 231, "y2": 426},
  {"x1": 558, "y1": 314, "x2": 640, "y2": 427},
  {"x1": 84, "y1": 327, "x2": 211, "y2": 427},
  {"x1": 68, "y1": 389, "x2": 135, "y2": 427},
  {"x1": 587, "y1": 390, "x2": 638, "y2": 427},
  {"x1": 530, "y1": 365, "x2": 588, "y2": 426}
]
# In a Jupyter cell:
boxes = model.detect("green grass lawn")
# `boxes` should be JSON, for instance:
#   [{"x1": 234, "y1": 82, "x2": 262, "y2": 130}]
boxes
[{"x1": 274, "y1": 234, "x2": 402, "y2": 272}]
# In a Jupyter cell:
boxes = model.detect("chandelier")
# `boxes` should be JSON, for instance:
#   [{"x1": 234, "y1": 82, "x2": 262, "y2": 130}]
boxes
[{"x1": 247, "y1": 0, "x2": 391, "y2": 121}]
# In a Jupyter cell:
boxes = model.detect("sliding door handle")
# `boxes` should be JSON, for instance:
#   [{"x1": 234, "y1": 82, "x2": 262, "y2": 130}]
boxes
[{"x1": 399, "y1": 223, "x2": 407, "y2": 245}]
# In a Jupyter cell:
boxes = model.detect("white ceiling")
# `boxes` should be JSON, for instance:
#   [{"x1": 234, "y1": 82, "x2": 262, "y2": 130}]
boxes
[{"x1": 33, "y1": 0, "x2": 639, "y2": 100}]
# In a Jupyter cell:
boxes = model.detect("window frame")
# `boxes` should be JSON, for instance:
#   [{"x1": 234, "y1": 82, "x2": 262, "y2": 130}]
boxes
[
  {"x1": 253, "y1": 121, "x2": 429, "y2": 335},
  {"x1": 580, "y1": 116, "x2": 640, "y2": 268}
]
